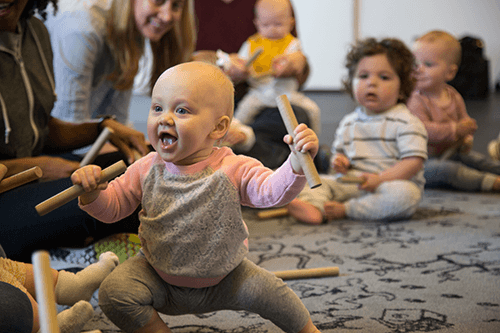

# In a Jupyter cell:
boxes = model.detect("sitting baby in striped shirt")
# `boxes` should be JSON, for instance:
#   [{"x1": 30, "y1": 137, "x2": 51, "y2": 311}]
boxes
[{"x1": 288, "y1": 37, "x2": 428, "y2": 224}]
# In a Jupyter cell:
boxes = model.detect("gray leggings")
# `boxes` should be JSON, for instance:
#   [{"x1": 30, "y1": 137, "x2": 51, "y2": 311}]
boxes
[{"x1": 99, "y1": 253, "x2": 310, "y2": 333}]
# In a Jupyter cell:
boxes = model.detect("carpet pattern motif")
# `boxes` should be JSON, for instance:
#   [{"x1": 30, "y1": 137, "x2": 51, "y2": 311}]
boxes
[{"x1": 53, "y1": 189, "x2": 500, "y2": 332}]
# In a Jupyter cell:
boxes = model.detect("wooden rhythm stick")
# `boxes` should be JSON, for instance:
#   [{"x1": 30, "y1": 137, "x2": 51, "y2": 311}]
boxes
[
  {"x1": 80, "y1": 127, "x2": 114, "y2": 167},
  {"x1": 0, "y1": 166, "x2": 43, "y2": 194},
  {"x1": 273, "y1": 267, "x2": 339, "y2": 280},
  {"x1": 32, "y1": 250, "x2": 61, "y2": 333},
  {"x1": 337, "y1": 175, "x2": 365, "y2": 184},
  {"x1": 245, "y1": 47, "x2": 263, "y2": 67},
  {"x1": 257, "y1": 207, "x2": 289, "y2": 219},
  {"x1": 0, "y1": 163, "x2": 7, "y2": 181},
  {"x1": 35, "y1": 160, "x2": 127, "y2": 216},
  {"x1": 276, "y1": 95, "x2": 322, "y2": 189}
]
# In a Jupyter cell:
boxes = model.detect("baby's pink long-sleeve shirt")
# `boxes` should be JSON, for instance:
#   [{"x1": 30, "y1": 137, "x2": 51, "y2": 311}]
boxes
[
  {"x1": 407, "y1": 85, "x2": 472, "y2": 157},
  {"x1": 80, "y1": 147, "x2": 306, "y2": 287}
]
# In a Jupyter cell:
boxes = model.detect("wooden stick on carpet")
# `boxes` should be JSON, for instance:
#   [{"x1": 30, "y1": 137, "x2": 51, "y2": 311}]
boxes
[
  {"x1": 257, "y1": 207, "x2": 289, "y2": 219},
  {"x1": 276, "y1": 95, "x2": 322, "y2": 189},
  {"x1": 0, "y1": 166, "x2": 43, "y2": 194},
  {"x1": 273, "y1": 267, "x2": 339, "y2": 280},
  {"x1": 35, "y1": 160, "x2": 127, "y2": 216},
  {"x1": 32, "y1": 250, "x2": 60, "y2": 333}
]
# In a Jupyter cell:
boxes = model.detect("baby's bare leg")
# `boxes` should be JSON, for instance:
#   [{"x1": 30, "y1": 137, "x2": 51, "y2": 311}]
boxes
[
  {"x1": 323, "y1": 201, "x2": 346, "y2": 220},
  {"x1": 287, "y1": 199, "x2": 323, "y2": 224}
]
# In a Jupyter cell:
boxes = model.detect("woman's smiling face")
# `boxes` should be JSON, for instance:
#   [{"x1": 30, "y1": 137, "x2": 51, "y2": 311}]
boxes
[{"x1": 133, "y1": 0, "x2": 185, "y2": 42}]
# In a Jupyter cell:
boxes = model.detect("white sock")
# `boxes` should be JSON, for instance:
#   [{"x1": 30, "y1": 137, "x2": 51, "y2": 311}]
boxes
[
  {"x1": 55, "y1": 252, "x2": 119, "y2": 306},
  {"x1": 36, "y1": 300, "x2": 94, "y2": 333}
]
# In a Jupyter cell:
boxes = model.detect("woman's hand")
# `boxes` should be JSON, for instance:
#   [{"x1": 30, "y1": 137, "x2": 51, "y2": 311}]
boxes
[
  {"x1": 0, "y1": 156, "x2": 80, "y2": 181},
  {"x1": 101, "y1": 119, "x2": 149, "y2": 164}
]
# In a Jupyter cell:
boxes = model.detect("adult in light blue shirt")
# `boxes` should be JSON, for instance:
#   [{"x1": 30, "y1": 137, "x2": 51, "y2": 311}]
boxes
[{"x1": 43, "y1": 0, "x2": 196, "y2": 125}]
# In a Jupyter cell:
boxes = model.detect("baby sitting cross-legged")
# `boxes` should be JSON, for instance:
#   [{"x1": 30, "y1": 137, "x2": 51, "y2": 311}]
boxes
[
  {"x1": 288, "y1": 38, "x2": 428, "y2": 224},
  {"x1": 71, "y1": 62, "x2": 321, "y2": 333}
]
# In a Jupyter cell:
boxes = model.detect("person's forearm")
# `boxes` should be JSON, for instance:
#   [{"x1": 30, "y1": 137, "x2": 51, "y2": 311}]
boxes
[
  {"x1": 44, "y1": 117, "x2": 101, "y2": 152},
  {"x1": 378, "y1": 157, "x2": 424, "y2": 182},
  {"x1": 0, "y1": 157, "x2": 43, "y2": 177}
]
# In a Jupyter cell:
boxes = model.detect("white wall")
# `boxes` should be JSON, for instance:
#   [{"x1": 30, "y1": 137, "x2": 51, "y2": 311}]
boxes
[{"x1": 293, "y1": 0, "x2": 500, "y2": 91}]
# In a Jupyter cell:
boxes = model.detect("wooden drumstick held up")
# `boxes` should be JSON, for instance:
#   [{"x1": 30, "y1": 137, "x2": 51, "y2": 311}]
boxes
[
  {"x1": 273, "y1": 267, "x2": 339, "y2": 280},
  {"x1": 0, "y1": 166, "x2": 43, "y2": 194},
  {"x1": 32, "y1": 250, "x2": 61, "y2": 333},
  {"x1": 0, "y1": 163, "x2": 8, "y2": 181},
  {"x1": 276, "y1": 95, "x2": 322, "y2": 189},
  {"x1": 257, "y1": 207, "x2": 289, "y2": 219},
  {"x1": 79, "y1": 127, "x2": 114, "y2": 167},
  {"x1": 245, "y1": 47, "x2": 263, "y2": 67},
  {"x1": 35, "y1": 160, "x2": 127, "y2": 216}
]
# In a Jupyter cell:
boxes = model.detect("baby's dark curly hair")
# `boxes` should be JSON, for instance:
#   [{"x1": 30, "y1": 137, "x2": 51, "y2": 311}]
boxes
[
  {"x1": 22, "y1": 0, "x2": 58, "y2": 20},
  {"x1": 342, "y1": 38, "x2": 416, "y2": 104}
]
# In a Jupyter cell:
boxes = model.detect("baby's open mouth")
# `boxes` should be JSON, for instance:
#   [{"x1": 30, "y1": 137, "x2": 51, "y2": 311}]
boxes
[{"x1": 160, "y1": 133, "x2": 177, "y2": 146}]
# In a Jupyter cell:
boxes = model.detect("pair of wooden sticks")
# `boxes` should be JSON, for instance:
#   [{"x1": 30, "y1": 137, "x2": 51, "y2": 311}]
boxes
[{"x1": 33, "y1": 96, "x2": 338, "y2": 282}]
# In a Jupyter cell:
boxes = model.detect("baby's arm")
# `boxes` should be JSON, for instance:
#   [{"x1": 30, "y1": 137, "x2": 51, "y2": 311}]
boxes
[
  {"x1": 360, "y1": 157, "x2": 424, "y2": 192},
  {"x1": 70, "y1": 165, "x2": 108, "y2": 205},
  {"x1": 283, "y1": 123, "x2": 319, "y2": 174}
]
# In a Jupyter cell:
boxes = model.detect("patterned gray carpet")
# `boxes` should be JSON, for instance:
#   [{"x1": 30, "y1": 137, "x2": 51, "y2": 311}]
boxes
[{"x1": 54, "y1": 189, "x2": 500, "y2": 332}]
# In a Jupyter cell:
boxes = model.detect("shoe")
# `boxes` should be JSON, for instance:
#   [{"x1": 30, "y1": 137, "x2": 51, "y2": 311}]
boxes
[{"x1": 487, "y1": 138, "x2": 500, "y2": 161}]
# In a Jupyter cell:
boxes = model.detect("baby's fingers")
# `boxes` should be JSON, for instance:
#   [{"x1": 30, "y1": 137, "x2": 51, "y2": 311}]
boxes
[{"x1": 71, "y1": 166, "x2": 102, "y2": 192}]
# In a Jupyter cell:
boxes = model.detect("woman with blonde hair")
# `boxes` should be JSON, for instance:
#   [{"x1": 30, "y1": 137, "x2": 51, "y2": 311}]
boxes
[{"x1": 44, "y1": 0, "x2": 196, "y2": 126}]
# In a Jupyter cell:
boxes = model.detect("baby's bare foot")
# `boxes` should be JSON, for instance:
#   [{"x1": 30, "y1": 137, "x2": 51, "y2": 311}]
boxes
[{"x1": 323, "y1": 201, "x2": 346, "y2": 220}]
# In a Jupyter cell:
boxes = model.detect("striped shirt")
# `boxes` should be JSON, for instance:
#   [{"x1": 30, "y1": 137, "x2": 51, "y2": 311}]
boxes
[{"x1": 333, "y1": 104, "x2": 428, "y2": 189}]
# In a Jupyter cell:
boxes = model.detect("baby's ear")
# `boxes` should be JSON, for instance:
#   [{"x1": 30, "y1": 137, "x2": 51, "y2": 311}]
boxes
[
  {"x1": 210, "y1": 116, "x2": 231, "y2": 140},
  {"x1": 446, "y1": 63, "x2": 459, "y2": 81}
]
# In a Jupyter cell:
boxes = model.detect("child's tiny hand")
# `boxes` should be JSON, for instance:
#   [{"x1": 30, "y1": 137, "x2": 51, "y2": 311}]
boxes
[
  {"x1": 456, "y1": 118, "x2": 477, "y2": 138},
  {"x1": 358, "y1": 173, "x2": 381, "y2": 192},
  {"x1": 71, "y1": 165, "x2": 108, "y2": 205},
  {"x1": 460, "y1": 135, "x2": 474, "y2": 154},
  {"x1": 225, "y1": 54, "x2": 249, "y2": 82},
  {"x1": 283, "y1": 124, "x2": 319, "y2": 174},
  {"x1": 332, "y1": 154, "x2": 350, "y2": 174}
]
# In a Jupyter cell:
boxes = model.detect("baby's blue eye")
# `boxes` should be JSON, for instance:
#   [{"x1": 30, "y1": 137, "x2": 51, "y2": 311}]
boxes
[
  {"x1": 154, "y1": 105, "x2": 162, "y2": 112},
  {"x1": 176, "y1": 108, "x2": 188, "y2": 114}
]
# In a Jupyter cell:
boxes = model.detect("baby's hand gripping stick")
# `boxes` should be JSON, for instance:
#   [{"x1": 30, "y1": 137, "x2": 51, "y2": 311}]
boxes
[
  {"x1": 35, "y1": 160, "x2": 127, "y2": 216},
  {"x1": 276, "y1": 94, "x2": 322, "y2": 189}
]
